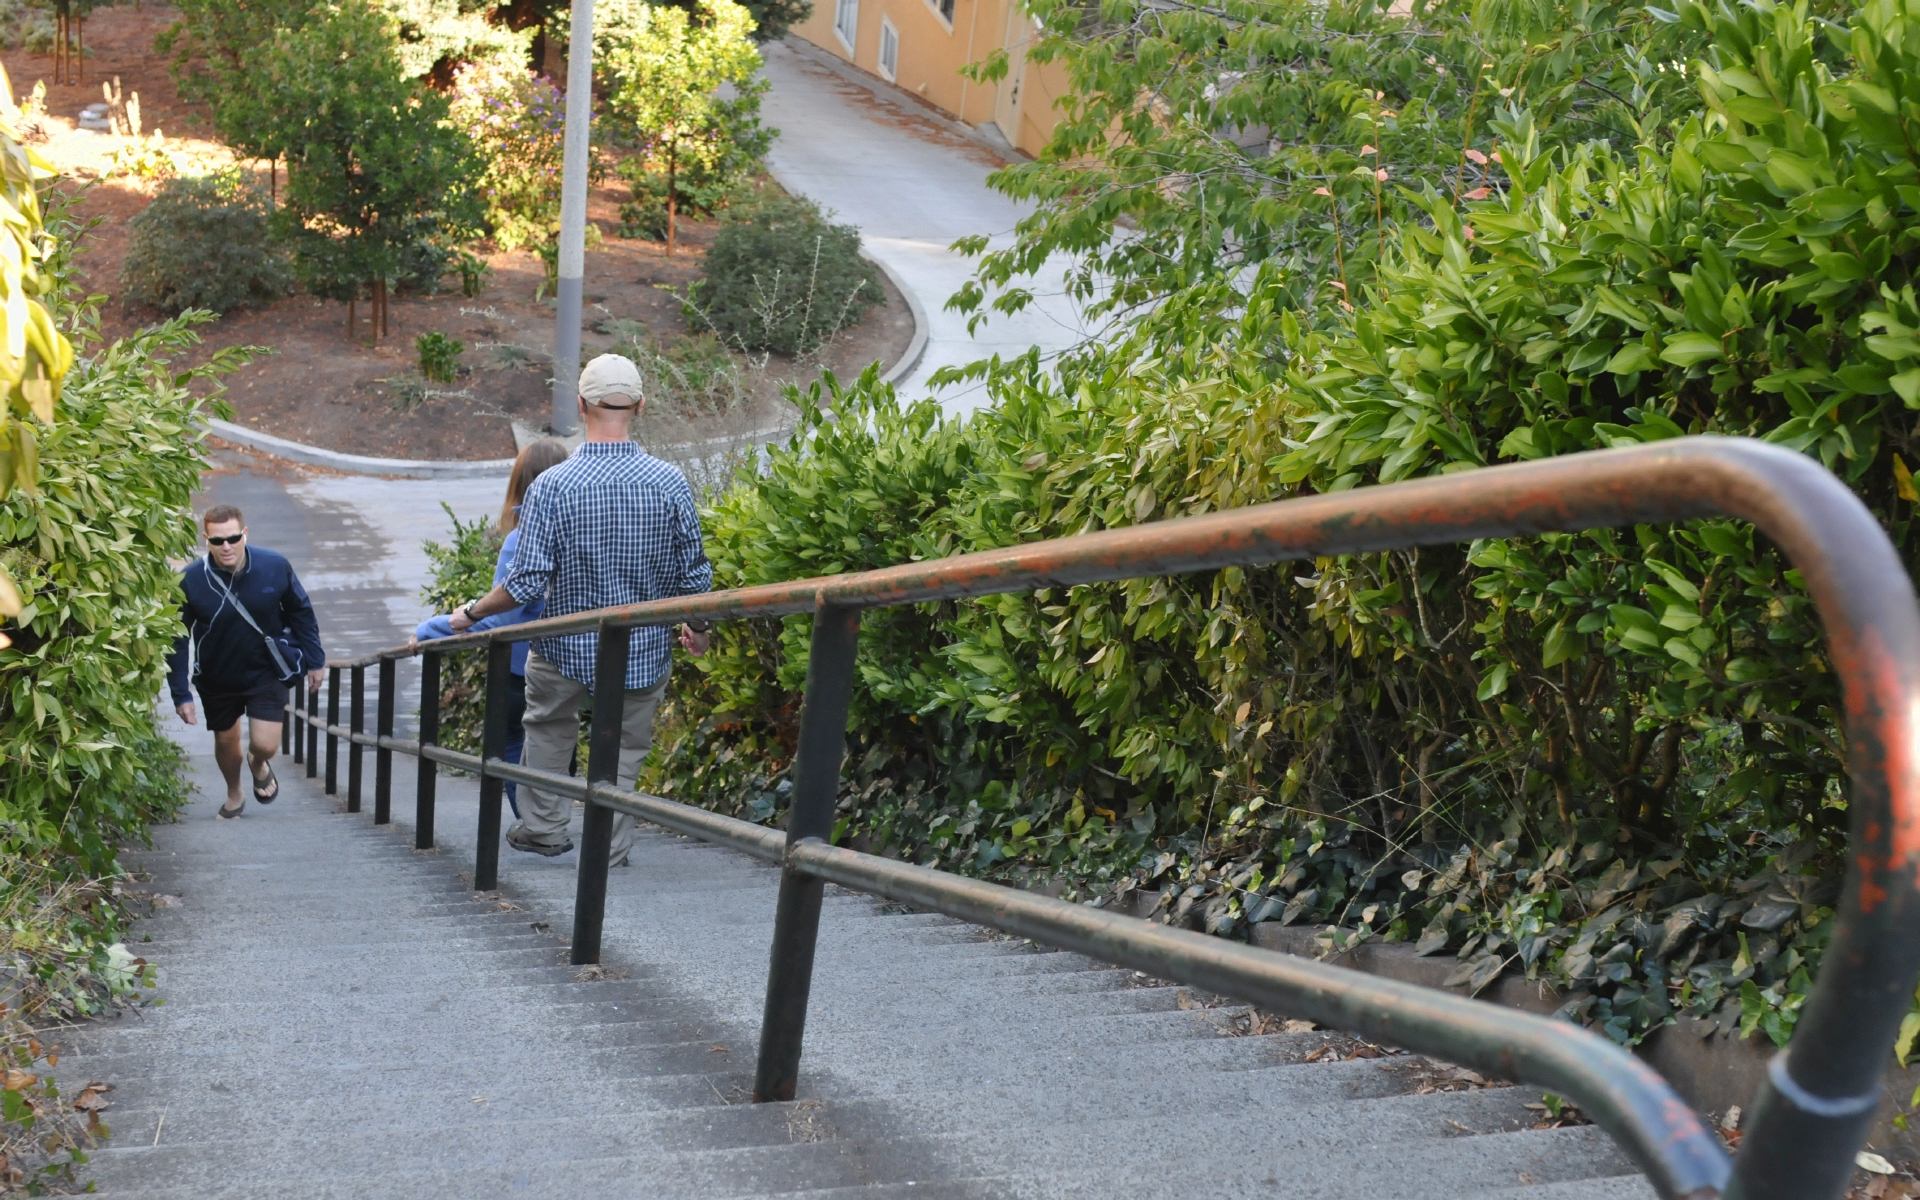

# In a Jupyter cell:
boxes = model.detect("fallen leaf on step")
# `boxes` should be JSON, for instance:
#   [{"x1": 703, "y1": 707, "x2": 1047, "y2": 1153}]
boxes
[
  {"x1": 2, "y1": 1070, "x2": 36, "y2": 1092},
  {"x1": 709, "y1": 1045, "x2": 729, "y2": 1053},
  {"x1": 1517, "y1": 1173, "x2": 1538, "y2": 1185},
  {"x1": 1303, "y1": 1045, "x2": 1333, "y2": 1063},
  {"x1": 1281, "y1": 1019, "x2": 1317, "y2": 1033},
  {"x1": 1857, "y1": 1152, "x2": 1897, "y2": 1175},
  {"x1": 152, "y1": 895, "x2": 183, "y2": 908},
  {"x1": 71, "y1": 1083, "x2": 111, "y2": 1112}
]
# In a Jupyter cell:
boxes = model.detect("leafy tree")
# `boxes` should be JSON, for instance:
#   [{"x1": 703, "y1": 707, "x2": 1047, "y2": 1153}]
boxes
[
  {"x1": 159, "y1": 0, "x2": 526, "y2": 171},
  {"x1": 599, "y1": 0, "x2": 764, "y2": 253},
  {"x1": 264, "y1": 0, "x2": 485, "y2": 338}
]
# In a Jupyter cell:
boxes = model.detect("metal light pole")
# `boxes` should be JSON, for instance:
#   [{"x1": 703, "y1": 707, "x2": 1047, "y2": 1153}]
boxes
[{"x1": 550, "y1": 0, "x2": 596, "y2": 436}]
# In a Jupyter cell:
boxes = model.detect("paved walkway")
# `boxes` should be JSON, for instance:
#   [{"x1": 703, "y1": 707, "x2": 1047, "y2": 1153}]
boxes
[
  {"x1": 761, "y1": 41, "x2": 1092, "y2": 416},
  {"x1": 58, "y1": 458, "x2": 1657, "y2": 1197}
]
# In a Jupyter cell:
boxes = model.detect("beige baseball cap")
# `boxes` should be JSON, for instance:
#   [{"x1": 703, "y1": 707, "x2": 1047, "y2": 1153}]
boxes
[{"x1": 578, "y1": 353, "x2": 644, "y2": 407}]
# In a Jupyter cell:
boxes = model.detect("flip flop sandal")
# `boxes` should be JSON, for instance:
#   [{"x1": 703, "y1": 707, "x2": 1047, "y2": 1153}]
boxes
[
  {"x1": 252, "y1": 761, "x2": 279, "y2": 804},
  {"x1": 218, "y1": 799, "x2": 245, "y2": 819}
]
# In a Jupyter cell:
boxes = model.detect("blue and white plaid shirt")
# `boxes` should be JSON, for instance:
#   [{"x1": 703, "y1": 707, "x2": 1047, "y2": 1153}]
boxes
[{"x1": 504, "y1": 442, "x2": 712, "y2": 690}]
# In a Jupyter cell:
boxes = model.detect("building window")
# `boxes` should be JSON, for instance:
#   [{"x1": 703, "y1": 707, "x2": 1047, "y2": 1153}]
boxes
[
  {"x1": 878, "y1": 17, "x2": 899, "y2": 81},
  {"x1": 926, "y1": 0, "x2": 955, "y2": 24},
  {"x1": 833, "y1": 0, "x2": 858, "y2": 52}
]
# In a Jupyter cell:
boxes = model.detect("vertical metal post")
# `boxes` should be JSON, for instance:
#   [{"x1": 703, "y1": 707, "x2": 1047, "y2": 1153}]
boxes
[
  {"x1": 474, "y1": 641, "x2": 513, "y2": 891},
  {"x1": 325, "y1": 667, "x2": 340, "y2": 794},
  {"x1": 548, "y1": 0, "x2": 595, "y2": 436},
  {"x1": 306, "y1": 677, "x2": 318, "y2": 777},
  {"x1": 752, "y1": 603, "x2": 862, "y2": 1103},
  {"x1": 416, "y1": 650, "x2": 440, "y2": 850},
  {"x1": 374, "y1": 657, "x2": 395, "y2": 825},
  {"x1": 347, "y1": 665, "x2": 365, "y2": 814},
  {"x1": 571, "y1": 623, "x2": 631, "y2": 966},
  {"x1": 292, "y1": 683, "x2": 304, "y2": 765},
  {"x1": 282, "y1": 686, "x2": 292, "y2": 754}
]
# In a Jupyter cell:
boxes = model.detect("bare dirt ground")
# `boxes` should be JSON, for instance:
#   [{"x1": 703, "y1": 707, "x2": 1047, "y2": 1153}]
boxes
[{"x1": 6, "y1": 5, "x2": 916, "y2": 461}]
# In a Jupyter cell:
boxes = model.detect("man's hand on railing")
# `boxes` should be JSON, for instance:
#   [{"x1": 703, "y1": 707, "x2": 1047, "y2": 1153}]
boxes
[{"x1": 678, "y1": 624, "x2": 709, "y2": 658}]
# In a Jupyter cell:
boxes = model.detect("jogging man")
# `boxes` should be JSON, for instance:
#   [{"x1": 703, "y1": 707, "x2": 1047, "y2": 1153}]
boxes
[
  {"x1": 167, "y1": 505, "x2": 327, "y2": 818},
  {"x1": 450, "y1": 353, "x2": 711, "y2": 867}
]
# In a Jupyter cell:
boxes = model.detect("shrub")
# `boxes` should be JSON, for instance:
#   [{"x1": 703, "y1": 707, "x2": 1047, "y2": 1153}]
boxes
[
  {"x1": 415, "y1": 331, "x2": 463, "y2": 382},
  {"x1": 447, "y1": 62, "x2": 583, "y2": 255},
  {"x1": 420, "y1": 504, "x2": 500, "y2": 754},
  {"x1": 687, "y1": 192, "x2": 883, "y2": 356},
  {"x1": 121, "y1": 172, "x2": 290, "y2": 314},
  {"x1": 652, "y1": 0, "x2": 1920, "y2": 1053}
]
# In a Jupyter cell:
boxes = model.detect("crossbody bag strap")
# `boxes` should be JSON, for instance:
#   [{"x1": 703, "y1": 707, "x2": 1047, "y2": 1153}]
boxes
[{"x1": 205, "y1": 558, "x2": 296, "y2": 679}]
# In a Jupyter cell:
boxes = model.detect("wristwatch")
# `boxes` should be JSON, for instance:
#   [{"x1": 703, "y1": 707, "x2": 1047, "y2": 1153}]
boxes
[
  {"x1": 461, "y1": 603, "x2": 478, "y2": 623},
  {"x1": 685, "y1": 619, "x2": 711, "y2": 634}
]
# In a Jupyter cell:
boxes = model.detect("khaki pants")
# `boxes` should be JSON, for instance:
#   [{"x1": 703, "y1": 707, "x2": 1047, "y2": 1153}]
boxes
[{"x1": 518, "y1": 652, "x2": 666, "y2": 866}]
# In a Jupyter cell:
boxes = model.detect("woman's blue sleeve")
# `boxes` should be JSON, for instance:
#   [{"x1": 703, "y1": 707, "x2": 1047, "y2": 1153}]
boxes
[{"x1": 416, "y1": 614, "x2": 458, "y2": 642}]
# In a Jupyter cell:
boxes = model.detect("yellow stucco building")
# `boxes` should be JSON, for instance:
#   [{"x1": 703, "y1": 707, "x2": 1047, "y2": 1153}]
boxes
[{"x1": 788, "y1": 0, "x2": 1066, "y2": 157}]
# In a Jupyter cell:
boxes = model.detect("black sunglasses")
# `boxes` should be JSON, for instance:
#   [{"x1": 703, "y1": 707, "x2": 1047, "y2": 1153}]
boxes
[{"x1": 206, "y1": 533, "x2": 245, "y2": 546}]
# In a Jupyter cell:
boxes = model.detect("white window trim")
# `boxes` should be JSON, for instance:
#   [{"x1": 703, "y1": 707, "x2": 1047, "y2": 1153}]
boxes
[
  {"x1": 833, "y1": 0, "x2": 858, "y2": 53},
  {"x1": 877, "y1": 16, "x2": 899, "y2": 81},
  {"x1": 922, "y1": 0, "x2": 955, "y2": 31}
]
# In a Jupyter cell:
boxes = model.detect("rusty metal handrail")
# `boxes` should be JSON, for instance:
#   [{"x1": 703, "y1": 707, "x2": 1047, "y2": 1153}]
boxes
[{"x1": 291, "y1": 436, "x2": 1920, "y2": 1200}]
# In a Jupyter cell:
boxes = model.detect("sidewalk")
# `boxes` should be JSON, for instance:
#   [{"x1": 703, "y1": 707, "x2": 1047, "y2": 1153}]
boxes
[{"x1": 760, "y1": 40, "x2": 1091, "y2": 417}]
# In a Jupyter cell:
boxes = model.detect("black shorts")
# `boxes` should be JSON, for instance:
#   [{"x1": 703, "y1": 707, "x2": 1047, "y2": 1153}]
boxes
[{"x1": 199, "y1": 681, "x2": 289, "y2": 733}]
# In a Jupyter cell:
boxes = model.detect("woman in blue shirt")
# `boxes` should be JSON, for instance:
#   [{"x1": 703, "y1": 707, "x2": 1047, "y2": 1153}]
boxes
[{"x1": 415, "y1": 439, "x2": 570, "y2": 815}]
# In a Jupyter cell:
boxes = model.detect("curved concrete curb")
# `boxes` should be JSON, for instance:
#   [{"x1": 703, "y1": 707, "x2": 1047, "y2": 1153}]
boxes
[
  {"x1": 865, "y1": 249, "x2": 930, "y2": 387},
  {"x1": 205, "y1": 419, "x2": 518, "y2": 479},
  {"x1": 206, "y1": 256, "x2": 927, "y2": 478}
]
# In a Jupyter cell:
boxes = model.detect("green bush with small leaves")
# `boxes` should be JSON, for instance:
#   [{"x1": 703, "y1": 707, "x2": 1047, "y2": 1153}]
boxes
[
  {"x1": 686, "y1": 191, "x2": 883, "y2": 356},
  {"x1": 650, "y1": 0, "x2": 1920, "y2": 1057},
  {"x1": 121, "y1": 171, "x2": 290, "y2": 314}
]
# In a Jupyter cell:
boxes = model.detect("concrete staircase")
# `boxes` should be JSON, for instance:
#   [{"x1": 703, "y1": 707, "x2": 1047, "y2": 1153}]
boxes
[{"x1": 49, "y1": 712, "x2": 1658, "y2": 1200}]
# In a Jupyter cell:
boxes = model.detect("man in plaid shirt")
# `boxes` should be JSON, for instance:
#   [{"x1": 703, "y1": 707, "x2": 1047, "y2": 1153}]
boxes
[{"x1": 451, "y1": 354, "x2": 713, "y2": 866}]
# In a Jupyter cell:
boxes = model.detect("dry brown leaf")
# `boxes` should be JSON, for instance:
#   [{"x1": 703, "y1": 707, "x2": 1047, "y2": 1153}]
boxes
[
  {"x1": 2, "y1": 1069, "x2": 35, "y2": 1092},
  {"x1": 1281, "y1": 1019, "x2": 1317, "y2": 1033},
  {"x1": 71, "y1": 1083, "x2": 110, "y2": 1112}
]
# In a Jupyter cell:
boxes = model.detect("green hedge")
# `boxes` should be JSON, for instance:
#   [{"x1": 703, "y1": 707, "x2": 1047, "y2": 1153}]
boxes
[
  {"x1": 0, "y1": 314, "x2": 244, "y2": 876},
  {"x1": 647, "y1": 0, "x2": 1920, "y2": 1052}
]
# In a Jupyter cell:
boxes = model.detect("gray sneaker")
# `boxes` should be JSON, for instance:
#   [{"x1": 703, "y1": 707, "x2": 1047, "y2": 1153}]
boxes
[{"x1": 505, "y1": 822, "x2": 573, "y2": 858}]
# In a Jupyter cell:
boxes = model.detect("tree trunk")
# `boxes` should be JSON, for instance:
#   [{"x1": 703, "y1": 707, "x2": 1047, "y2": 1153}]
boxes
[
  {"x1": 347, "y1": 294, "x2": 356, "y2": 339},
  {"x1": 75, "y1": 17, "x2": 82, "y2": 85},
  {"x1": 665, "y1": 143, "x2": 678, "y2": 256},
  {"x1": 376, "y1": 278, "x2": 388, "y2": 341}
]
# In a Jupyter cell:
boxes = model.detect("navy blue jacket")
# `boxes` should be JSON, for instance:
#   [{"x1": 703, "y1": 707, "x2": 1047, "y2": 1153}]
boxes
[{"x1": 166, "y1": 547, "x2": 325, "y2": 704}]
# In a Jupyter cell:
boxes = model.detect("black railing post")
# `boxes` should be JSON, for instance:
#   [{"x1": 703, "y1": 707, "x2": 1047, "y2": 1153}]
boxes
[
  {"x1": 752, "y1": 602, "x2": 862, "y2": 1103},
  {"x1": 292, "y1": 683, "x2": 304, "y2": 765},
  {"x1": 347, "y1": 665, "x2": 365, "y2": 813},
  {"x1": 415, "y1": 650, "x2": 439, "y2": 850},
  {"x1": 306, "y1": 677, "x2": 318, "y2": 777},
  {"x1": 374, "y1": 657, "x2": 395, "y2": 825},
  {"x1": 325, "y1": 666, "x2": 340, "y2": 794},
  {"x1": 474, "y1": 640, "x2": 512, "y2": 891},
  {"x1": 571, "y1": 622, "x2": 632, "y2": 966}
]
